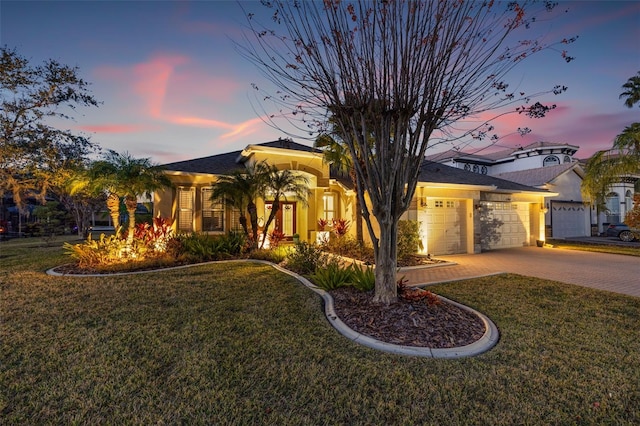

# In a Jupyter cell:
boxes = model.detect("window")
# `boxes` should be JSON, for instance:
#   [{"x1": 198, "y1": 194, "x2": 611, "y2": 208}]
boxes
[
  {"x1": 229, "y1": 207, "x2": 244, "y2": 232},
  {"x1": 322, "y1": 193, "x2": 336, "y2": 221},
  {"x1": 605, "y1": 192, "x2": 620, "y2": 224},
  {"x1": 543, "y1": 155, "x2": 560, "y2": 167},
  {"x1": 563, "y1": 155, "x2": 572, "y2": 163},
  {"x1": 201, "y1": 187, "x2": 224, "y2": 232},
  {"x1": 464, "y1": 163, "x2": 471, "y2": 171},
  {"x1": 177, "y1": 187, "x2": 194, "y2": 232},
  {"x1": 625, "y1": 190, "x2": 634, "y2": 217},
  {"x1": 434, "y1": 200, "x2": 443, "y2": 208}
]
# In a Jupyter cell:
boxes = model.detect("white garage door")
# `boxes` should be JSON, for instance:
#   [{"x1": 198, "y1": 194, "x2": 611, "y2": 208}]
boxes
[
  {"x1": 482, "y1": 202, "x2": 529, "y2": 250},
  {"x1": 551, "y1": 202, "x2": 589, "y2": 238},
  {"x1": 421, "y1": 199, "x2": 467, "y2": 255}
]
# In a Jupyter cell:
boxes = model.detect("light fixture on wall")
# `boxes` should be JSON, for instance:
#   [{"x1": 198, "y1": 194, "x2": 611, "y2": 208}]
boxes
[{"x1": 420, "y1": 198, "x2": 427, "y2": 208}]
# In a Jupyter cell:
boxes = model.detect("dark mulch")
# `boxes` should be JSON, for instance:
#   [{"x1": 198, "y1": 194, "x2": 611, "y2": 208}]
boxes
[{"x1": 330, "y1": 286, "x2": 486, "y2": 348}]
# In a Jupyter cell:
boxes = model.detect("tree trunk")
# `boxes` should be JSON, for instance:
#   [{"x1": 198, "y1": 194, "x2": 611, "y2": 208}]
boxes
[
  {"x1": 106, "y1": 193, "x2": 120, "y2": 230},
  {"x1": 372, "y1": 219, "x2": 398, "y2": 305},
  {"x1": 247, "y1": 201, "x2": 259, "y2": 250},
  {"x1": 239, "y1": 214, "x2": 249, "y2": 236},
  {"x1": 350, "y1": 167, "x2": 364, "y2": 246},
  {"x1": 355, "y1": 196, "x2": 364, "y2": 246},
  {"x1": 124, "y1": 195, "x2": 137, "y2": 246},
  {"x1": 261, "y1": 198, "x2": 280, "y2": 249}
]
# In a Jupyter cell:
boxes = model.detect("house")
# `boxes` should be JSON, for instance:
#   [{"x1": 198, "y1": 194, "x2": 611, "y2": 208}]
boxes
[
  {"x1": 426, "y1": 142, "x2": 597, "y2": 237},
  {"x1": 154, "y1": 138, "x2": 555, "y2": 255}
]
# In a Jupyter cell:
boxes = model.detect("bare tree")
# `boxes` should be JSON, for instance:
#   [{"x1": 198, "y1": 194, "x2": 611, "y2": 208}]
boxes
[{"x1": 241, "y1": 0, "x2": 573, "y2": 304}]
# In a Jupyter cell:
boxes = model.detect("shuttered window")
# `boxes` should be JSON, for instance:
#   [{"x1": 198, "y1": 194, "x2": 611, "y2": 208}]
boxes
[
  {"x1": 177, "y1": 187, "x2": 194, "y2": 232},
  {"x1": 202, "y1": 187, "x2": 224, "y2": 232}
]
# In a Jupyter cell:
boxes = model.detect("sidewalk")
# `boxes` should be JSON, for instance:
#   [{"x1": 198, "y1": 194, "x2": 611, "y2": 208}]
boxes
[{"x1": 400, "y1": 246, "x2": 640, "y2": 298}]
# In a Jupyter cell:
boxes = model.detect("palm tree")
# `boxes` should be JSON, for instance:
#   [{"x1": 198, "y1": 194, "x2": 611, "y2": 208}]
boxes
[
  {"x1": 315, "y1": 133, "x2": 365, "y2": 246},
  {"x1": 260, "y1": 164, "x2": 310, "y2": 248},
  {"x1": 210, "y1": 162, "x2": 267, "y2": 248},
  {"x1": 77, "y1": 151, "x2": 171, "y2": 245},
  {"x1": 620, "y1": 71, "x2": 640, "y2": 108}
]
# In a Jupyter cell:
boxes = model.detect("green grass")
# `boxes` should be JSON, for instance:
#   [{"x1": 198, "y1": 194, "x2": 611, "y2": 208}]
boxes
[
  {"x1": 1, "y1": 242, "x2": 640, "y2": 424},
  {"x1": 547, "y1": 239, "x2": 640, "y2": 257}
]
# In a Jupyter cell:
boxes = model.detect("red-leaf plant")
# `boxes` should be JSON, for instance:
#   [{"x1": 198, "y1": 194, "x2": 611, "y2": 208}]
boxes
[
  {"x1": 268, "y1": 228, "x2": 286, "y2": 248},
  {"x1": 331, "y1": 218, "x2": 350, "y2": 237},
  {"x1": 397, "y1": 275, "x2": 440, "y2": 306}
]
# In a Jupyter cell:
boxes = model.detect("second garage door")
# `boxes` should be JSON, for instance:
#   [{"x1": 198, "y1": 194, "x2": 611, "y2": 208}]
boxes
[{"x1": 481, "y1": 202, "x2": 530, "y2": 250}]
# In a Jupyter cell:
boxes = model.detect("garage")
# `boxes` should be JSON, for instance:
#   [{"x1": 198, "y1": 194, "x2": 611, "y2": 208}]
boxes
[
  {"x1": 550, "y1": 201, "x2": 589, "y2": 238},
  {"x1": 419, "y1": 199, "x2": 467, "y2": 255},
  {"x1": 481, "y1": 202, "x2": 530, "y2": 250}
]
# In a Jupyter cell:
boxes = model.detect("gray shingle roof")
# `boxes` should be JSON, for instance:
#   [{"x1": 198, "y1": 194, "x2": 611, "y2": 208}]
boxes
[
  {"x1": 495, "y1": 162, "x2": 581, "y2": 187},
  {"x1": 419, "y1": 161, "x2": 549, "y2": 193},
  {"x1": 161, "y1": 150, "x2": 245, "y2": 175},
  {"x1": 161, "y1": 139, "x2": 318, "y2": 175}
]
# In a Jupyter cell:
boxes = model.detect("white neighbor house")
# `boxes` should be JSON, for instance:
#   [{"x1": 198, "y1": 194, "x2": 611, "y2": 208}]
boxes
[{"x1": 426, "y1": 141, "x2": 638, "y2": 238}]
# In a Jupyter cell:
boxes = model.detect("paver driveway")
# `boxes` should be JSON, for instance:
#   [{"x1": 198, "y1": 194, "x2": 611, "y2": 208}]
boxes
[{"x1": 402, "y1": 246, "x2": 640, "y2": 298}]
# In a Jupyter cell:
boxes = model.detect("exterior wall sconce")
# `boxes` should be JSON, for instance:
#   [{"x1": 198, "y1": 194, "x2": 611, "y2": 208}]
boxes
[{"x1": 420, "y1": 198, "x2": 427, "y2": 208}]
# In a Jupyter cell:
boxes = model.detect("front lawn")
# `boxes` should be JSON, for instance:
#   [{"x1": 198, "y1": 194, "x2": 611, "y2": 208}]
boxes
[{"x1": 1, "y1": 241, "x2": 639, "y2": 424}]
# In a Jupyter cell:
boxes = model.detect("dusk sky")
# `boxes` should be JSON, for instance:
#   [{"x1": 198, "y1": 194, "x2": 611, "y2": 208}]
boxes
[{"x1": 2, "y1": 1, "x2": 639, "y2": 164}]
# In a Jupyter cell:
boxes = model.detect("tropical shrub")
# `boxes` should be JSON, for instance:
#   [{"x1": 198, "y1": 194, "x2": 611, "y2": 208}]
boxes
[
  {"x1": 64, "y1": 233, "x2": 147, "y2": 269},
  {"x1": 285, "y1": 242, "x2": 329, "y2": 275},
  {"x1": 249, "y1": 246, "x2": 290, "y2": 263},
  {"x1": 624, "y1": 194, "x2": 640, "y2": 238},
  {"x1": 397, "y1": 220, "x2": 422, "y2": 260},
  {"x1": 132, "y1": 216, "x2": 174, "y2": 252},
  {"x1": 218, "y1": 231, "x2": 246, "y2": 255},
  {"x1": 348, "y1": 263, "x2": 375, "y2": 292},
  {"x1": 310, "y1": 258, "x2": 353, "y2": 290},
  {"x1": 267, "y1": 228, "x2": 286, "y2": 248},
  {"x1": 331, "y1": 218, "x2": 350, "y2": 238},
  {"x1": 322, "y1": 236, "x2": 375, "y2": 264}
]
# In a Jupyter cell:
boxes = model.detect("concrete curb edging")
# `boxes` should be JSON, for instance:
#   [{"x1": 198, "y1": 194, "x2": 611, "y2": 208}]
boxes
[
  {"x1": 269, "y1": 262, "x2": 500, "y2": 358},
  {"x1": 47, "y1": 259, "x2": 500, "y2": 358}
]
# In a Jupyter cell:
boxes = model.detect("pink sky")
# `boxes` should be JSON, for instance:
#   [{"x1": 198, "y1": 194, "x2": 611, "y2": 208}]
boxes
[{"x1": 2, "y1": 1, "x2": 639, "y2": 163}]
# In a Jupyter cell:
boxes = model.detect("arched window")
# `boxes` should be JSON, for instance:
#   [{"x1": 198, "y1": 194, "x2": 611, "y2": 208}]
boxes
[
  {"x1": 543, "y1": 155, "x2": 560, "y2": 167},
  {"x1": 563, "y1": 155, "x2": 572, "y2": 163},
  {"x1": 605, "y1": 192, "x2": 620, "y2": 224},
  {"x1": 625, "y1": 190, "x2": 634, "y2": 218}
]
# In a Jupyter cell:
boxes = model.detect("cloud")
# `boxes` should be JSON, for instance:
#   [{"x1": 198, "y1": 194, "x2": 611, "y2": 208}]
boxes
[
  {"x1": 132, "y1": 54, "x2": 190, "y2": 118},
  {"x1": 79, "y1": 124, "x2": 147, "y2": 134}
]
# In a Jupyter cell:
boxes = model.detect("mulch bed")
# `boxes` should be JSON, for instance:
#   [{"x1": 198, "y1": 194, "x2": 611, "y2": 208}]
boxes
[{"x1": 330, "y1": 286, "x2": 486, "y2": 348}]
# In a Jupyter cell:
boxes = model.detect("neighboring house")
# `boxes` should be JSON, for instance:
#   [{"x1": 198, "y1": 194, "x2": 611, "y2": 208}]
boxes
[
  {"x1": 495, "y1": 163, "x2": 590, "y2": 238},
  {"x1": 426, "y1": 142, "x2": 598, "y2": 237},
  {"x1": 154, "y1": 138, "x2": 555, "y2": 255}
]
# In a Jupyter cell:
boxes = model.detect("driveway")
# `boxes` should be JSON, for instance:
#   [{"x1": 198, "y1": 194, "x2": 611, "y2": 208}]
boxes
[{"x1": 402, "y1": 246, "x2": 640, "y2": 298}]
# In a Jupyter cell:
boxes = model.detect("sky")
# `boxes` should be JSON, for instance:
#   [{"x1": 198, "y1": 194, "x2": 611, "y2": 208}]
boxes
[{"x1": 1, "y1": 0, "x2": 639, "y2": 164}]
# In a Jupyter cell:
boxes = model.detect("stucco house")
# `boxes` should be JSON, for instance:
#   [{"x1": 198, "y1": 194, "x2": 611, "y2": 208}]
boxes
[
  {"x1": 154, "y1": 138, "x2": 555, "y2": 255},
  {"x1": 426, "y1": 142, "x2": 605, "y2": 237}
]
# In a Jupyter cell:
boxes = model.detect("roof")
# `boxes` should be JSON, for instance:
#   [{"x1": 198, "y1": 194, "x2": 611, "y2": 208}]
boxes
[
  {"x1": 418, "y1": 161, "x2": 550, "y2": 193},
  {"x1": 495, "y1": 162, "x2": 583, "y2": 187},
  {"x1": 161, "y1": 150, "x2": 245, "y2": 175},
  {"x1": 161, "y1": 139, "x2": 317, "y2": 175}
]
